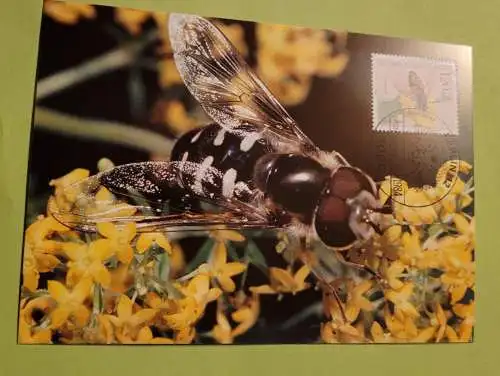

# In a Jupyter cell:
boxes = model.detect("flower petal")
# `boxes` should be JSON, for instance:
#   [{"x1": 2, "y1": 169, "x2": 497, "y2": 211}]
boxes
[
  {"x1": 345, "y1": 304, "x2": 361, "y2": 323},
  {"x1": 155, "y1": 233, "x2": 172, "y2": 254},
  {"x1": 249, "y1": 285, "x2": 276, "y2": 294},
  {"x1": 117, "y1": 245, "x2": 134, "y2": 264},
  {"x1": 136, "y1": 234, "x2": 152, "y2": 254},
  {"x1": 214, "y1": 230, "x2": 245, "y2": 242},
  {"x1": 89, "y1": 239, "x2": 114, "y2": 261},
  {"x1": 207, "y1": 287, "x2": 222, "y2": 302},
  {"x1": 136, "y1": 326, "x2": 154, "y2": 343},
  {"x1": 50, "y1": 307, "x2": 71, "y2": 329},
  {"x1": 132, "y1": 309, "x2": 158, "y2": 326},
  {"x1": 414, "y1": 327, "x2": 436, "y2": 343},
  {"x1": 217, "y1": 275, "x2": 236, "y2": 293},
  {"x1": 72, "y1": 277, "x2": 93, "y2": 303},
  {"x1": 97, "y1": 222, "x2": 117, "y2": 239},
  {"x1": 210, "y1": 241, "x2": 227, "y2": 269},
  {"x1": 31, "y1": 328, "x2": 53, "y2": 344},
  {"x1": 174, "y1": 326, "x2": 196, "y2": 344},
  {"x1": 117, "y1": 295, "x2": 133, "y2": 320},
  {"x1": 90, "y1": 262, "x2": 112, "y2": 288},
  {"x1": 73, "y1": 305, "x2": 91, "y2": 327},
  {"x1": 451, "y1": 284, "x2": 468, "y2": 304},
  {"x1": 35, "y1": 253, "x2": 61, "y2": 273},
  {"x1": 63, "y1": 243, "x2": 86, "y2": 261},
  {"x1": 293, "y1": 265, "x2": 310, "y2": 286},
  {"x1": 370, "y1": 321, "x2": 385, "y2": 341},
  {"x1": 48, "y1": 280, "x2": 69, "y2": 302},
  {"x1": 269, "y1": 267, "x2": 296, "y2": 289},
  {"x1": 151, "y1": 337, "x2": 175, "y2": 344},
  {"x1": 221, "y1": 262, "x2": 246, "y2": 277},
  {"x1": 23, "y1": 267, "x2": 39, "y2": 292},
  {"x1": 97, "y1": 315, "x2": 114, "y2": 344}
]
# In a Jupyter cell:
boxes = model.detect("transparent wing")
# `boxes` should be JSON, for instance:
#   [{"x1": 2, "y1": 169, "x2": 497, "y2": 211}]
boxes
[
  {"x1": 49, "y1": 161, "x2": 271, "y2": 233},
  {"x1": 168, "y1": 13, "x2": 320, "y2": 155}
]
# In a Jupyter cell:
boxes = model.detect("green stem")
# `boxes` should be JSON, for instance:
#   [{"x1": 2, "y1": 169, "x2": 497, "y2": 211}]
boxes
[
  {"x1": 35, "y1": 30, "x2": 158, "y2": 101},
  {"x1": 34, "y1": 107, "x2": 174, "y2": 157}
]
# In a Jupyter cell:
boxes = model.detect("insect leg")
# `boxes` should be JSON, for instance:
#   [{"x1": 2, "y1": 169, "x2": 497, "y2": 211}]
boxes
[
  {"x1": 335, "y1": 250, "x2": 386, "y2": 287},
  {"x1": 299, "y1": 236, "x2": 348, "y2": 323}
]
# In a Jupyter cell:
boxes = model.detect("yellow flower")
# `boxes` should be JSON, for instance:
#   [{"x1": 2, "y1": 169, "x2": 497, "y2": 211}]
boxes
[
  {"x1": 114, "y1": 8, "x2": 152, "y2": 35},
  {"x1": 399, "y1": 189, "x2": 438, "y2": 225},
  {"x1": 136, "y1": 232, "x2": 172, "y2": 254},
  {"x1": 165, "y1": 274, "x2": 221, "y2": 330},
  {"x1": 204, "y1": 241, "x2": 247, "y2": 293},
  {"x1": 398, "y1": 93, "x2": 437, "y2": 129},
  {"x1": 23, "y1": 215, "x2": 70, "y2": 291},
  {"x1": 20, "y1": 296, "x2": 53, "y2": 323},
  {"x1": 436, "y1": 160, "x2": 472, "y2": 195},
  {"x1": 381, "y1": 259, "x2": 406, "y2": 290},
  {"x1": 431, "y1": 234, "x2": 474, "y2": 304},
  {"x1": 144, "y1": 292, "x2": 175, "y2": 311},
  {"x1": 18, "y1": 297, "x2": 54, "y2": 344},
  {"x1": 384, "y1": 307, "x2": 439, "y2": 343},
  {"x1": 18, "y1": 315, "x2": 52, "y2": 344},
  {"x1": 209, "y1": 229, "x2": 246, "y2": 243},
  {"x1": 398, "y1": 231, "x2": 426, "y2": 268},
  {"x1": 231, "y1": 293, "x2": 260, "y2": 337},
  {"x1": 318, "y1": 52, "x2": 350, "y2": 77},
  {"x1": 81, "y1": 314, "x2": 115, "y2": 344},
  {"x1": 452, "y1": 302, "x2": 474, "y2": 342},
  {"x1": 320, "y1": 320, "x2": 366, "y2": 343},
  {"x1": 211, "y1": 309, "x2": 234, "y2": 344},
  {"x1": 86, "y1": 187, "x2": 138, "y2": 218},
  {"x1": 255, "y1": 24, "x2": 348, "y2": 106},
  {"x1": 344, "y1": 280, "x2": 373, "y2": 322},
  {"x1": 370, "y1": 321, "x2": 395, "y2": 343},
  {"x1": 384, "y1": 308, "x2": 418, "y2": 341},
  {"x1": 97, "y1": 222, "x2": 137, "y2": 264},
  {"x1": 63, "y1": 240, "x2": 114, "y2": 288},
  {"x1": 428, "y1": 303, "x2": 448, "y2": 342},
  {"x1": 174, "y1": 326, "x2": 196, "y2": 344},
  {"x1": 48, "y1": 168, "x2": 90, "y2": 212},
  {"x1": 209, "y1": 292, "x2": 260, "y2": 343},
  {"x1": 43, "y1": 0, "x2": 96, "y2": 25},
  {"x1": 250, "y1": 265, "x2": 310, "y2": 295},
  {"x1": 133, "y1": 327, "x2": 175, "y2": 344},
  {"x1": 48, "y1": 277, "x2": 93, "y2": 329},
  {"x1": 169, "y1": 242, "x2": 186, "y2": 278},
  {"x1": 385, "y1": 283, "x2": 419, "y2": 318},
  {"x1": 453, "y1": 214, "x2": 475, "y2": 252},
  {"x1": 109, "y1": 264, "x2": 133, "y2": 294},
  {"x1": 107, "y1": 295, "x2": 158, "y2": 344}
]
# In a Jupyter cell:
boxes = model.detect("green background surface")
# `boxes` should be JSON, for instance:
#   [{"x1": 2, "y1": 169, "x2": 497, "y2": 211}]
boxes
[{"x1": 0, "y1": 0, "x2": 496, "y2": 375}]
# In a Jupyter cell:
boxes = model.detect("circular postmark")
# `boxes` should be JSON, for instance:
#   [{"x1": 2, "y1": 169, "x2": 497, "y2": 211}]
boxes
[{"x1": 373, "y1": 106, "x2": 461, "y2": 208}]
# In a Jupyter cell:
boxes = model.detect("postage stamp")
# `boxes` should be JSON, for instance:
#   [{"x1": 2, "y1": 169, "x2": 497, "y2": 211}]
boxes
[{"x1": 371, "y1": 53, "x2": 459, "y2": 135}]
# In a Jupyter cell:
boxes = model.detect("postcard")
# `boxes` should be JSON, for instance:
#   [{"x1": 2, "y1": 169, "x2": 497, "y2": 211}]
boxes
[{"x1": 18, "y1": 1, "x2": 474, "y2": 345}]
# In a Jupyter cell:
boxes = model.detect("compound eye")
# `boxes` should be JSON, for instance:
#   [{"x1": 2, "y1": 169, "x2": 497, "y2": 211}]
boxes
[
  {"x1": 313, "y1": 166, "x2": 378, "y2": 250},
  {"x1": 314, "y1": 195, "x2": 357, "y2": 249}
]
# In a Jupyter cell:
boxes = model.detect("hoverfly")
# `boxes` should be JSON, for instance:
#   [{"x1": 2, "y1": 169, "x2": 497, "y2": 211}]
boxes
[{"x1": 50, "y1": 13, "x2": 392, "y2": 314}]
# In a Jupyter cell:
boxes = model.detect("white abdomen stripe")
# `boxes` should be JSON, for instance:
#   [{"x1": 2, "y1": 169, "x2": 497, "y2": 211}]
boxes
[
  {"x1": 192, "y1": 156, "x2": 214, "y2": 195},
  {"x1": 214, "y1": 129, "x2": 226, "y2": 146},
  {"x1": 240, "y1": 132, "x2": 260, "y2": 152},
  {"x1": 222, "y1": 168, "x2": 237, "y2": 197}
]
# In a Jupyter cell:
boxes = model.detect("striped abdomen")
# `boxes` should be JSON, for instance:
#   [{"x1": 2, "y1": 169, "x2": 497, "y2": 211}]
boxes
[{"x1": 170, "y1": 123, "x2": 269, "y2": 202}]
